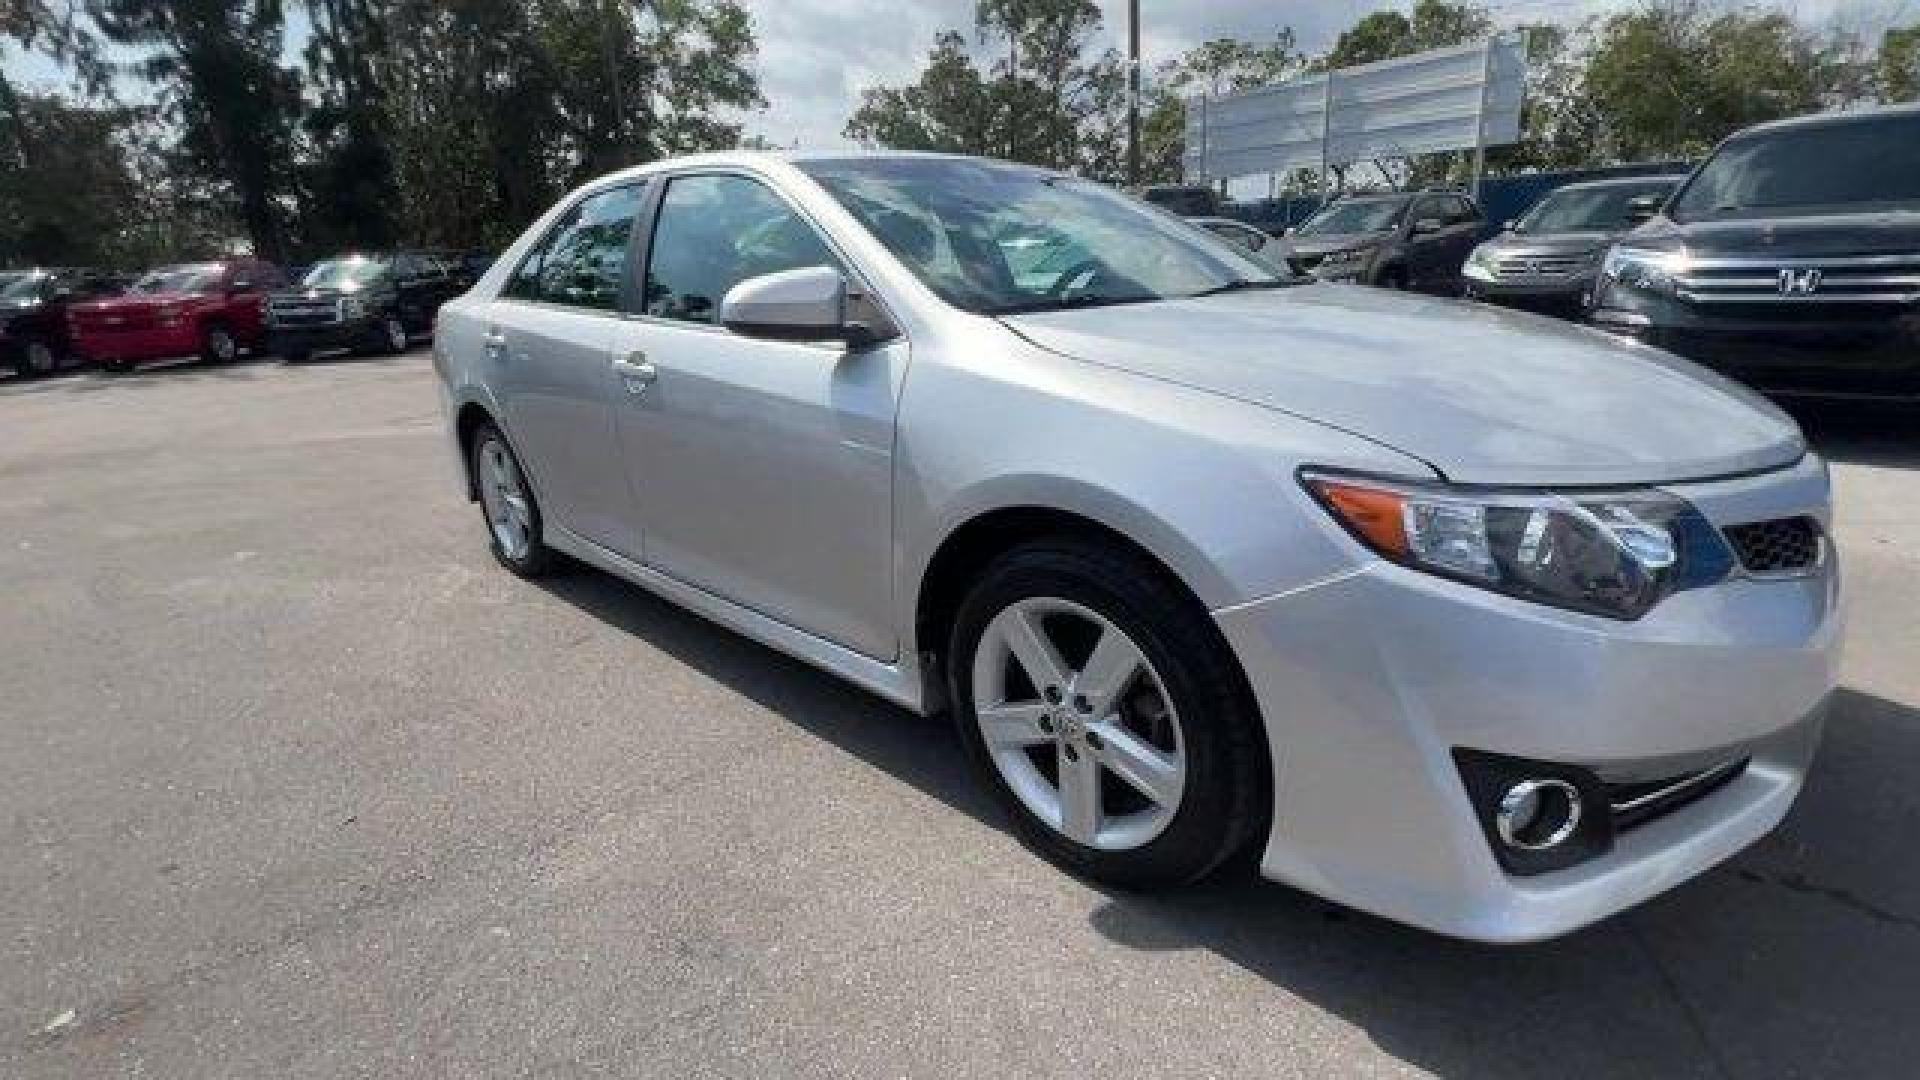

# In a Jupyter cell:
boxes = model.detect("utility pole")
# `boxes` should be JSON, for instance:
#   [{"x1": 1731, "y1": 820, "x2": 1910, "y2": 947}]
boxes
[{"x1": 1126, "y1": 0, "x2": 1141, "y2": 185}]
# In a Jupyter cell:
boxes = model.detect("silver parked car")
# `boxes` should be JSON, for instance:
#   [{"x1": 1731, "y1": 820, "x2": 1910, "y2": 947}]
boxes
[{"x1": 434, "y1": 152, "x2": 1840, "y2": 942}]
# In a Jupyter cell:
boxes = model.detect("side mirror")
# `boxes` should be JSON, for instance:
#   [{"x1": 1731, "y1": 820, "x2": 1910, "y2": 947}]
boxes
[
  {"x1": 1412, "y1": 217, "x2": 1444, "y2": 236},
  {"x1": 721, "y1": 265, "x2": 875, "y2": 346},
  {"x1": 1623, "y1": 195, "x2": 1662, "y2": 225}
]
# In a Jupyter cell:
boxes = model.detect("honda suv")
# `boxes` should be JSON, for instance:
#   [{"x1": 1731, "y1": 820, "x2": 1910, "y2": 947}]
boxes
[{"x1": 1592, "y1": 103, "x2": 1920, "y2": 399}]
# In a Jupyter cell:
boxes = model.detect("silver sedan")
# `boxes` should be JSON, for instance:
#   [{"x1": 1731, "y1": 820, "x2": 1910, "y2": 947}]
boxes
[{"x1": 433, "y1": 152, "x2": 1839, "y2": 942}]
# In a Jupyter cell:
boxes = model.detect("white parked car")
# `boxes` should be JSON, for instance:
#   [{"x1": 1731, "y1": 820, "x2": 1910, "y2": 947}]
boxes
[{"x1": 434, "y1": 152, "x2": 1839, "y2": 942}]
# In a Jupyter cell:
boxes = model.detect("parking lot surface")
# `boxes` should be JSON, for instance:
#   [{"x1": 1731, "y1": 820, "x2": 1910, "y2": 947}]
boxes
[{"x1": 3, "y1": 354, "x2": 1919, "y2": 1078}]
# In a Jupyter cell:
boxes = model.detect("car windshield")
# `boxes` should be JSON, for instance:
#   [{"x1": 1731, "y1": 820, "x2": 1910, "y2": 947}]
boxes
[
  {"x1": 1670, "y1": 114, "x2": 1920, "y2": 222},
  {"x1": 1519, "y1": 183, "x2": 1675, "y2": 233},
  {"x1": 798, "y1": 158, "x2": 1284, "y2": 315},
  {"x1": 1, "y1": 274, "x2": 47, "y2": 302},
  {"x1": 133, "y1": 264, "x2": 225, "y2": 294},
  {"x1": 302, "y1": 258, "x2": 389, "y2": 290},
  {"x1": 1298, "y1": 198, "x2": 1407, "y2": 236}
]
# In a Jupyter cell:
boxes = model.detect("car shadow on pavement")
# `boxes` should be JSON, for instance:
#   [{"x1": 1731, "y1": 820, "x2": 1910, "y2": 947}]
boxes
[
  {"x1": 1085, "y1": 687, "x2": 1920, "y2": 1079},
  {"x1": 534, "y1": 566, "x2": 1920, "y2": 1078}
]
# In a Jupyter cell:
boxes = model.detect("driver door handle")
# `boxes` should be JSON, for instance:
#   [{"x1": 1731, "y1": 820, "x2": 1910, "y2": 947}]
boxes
[{"x1": 612, "y1": 352, "x2": 657, "y2": 396}]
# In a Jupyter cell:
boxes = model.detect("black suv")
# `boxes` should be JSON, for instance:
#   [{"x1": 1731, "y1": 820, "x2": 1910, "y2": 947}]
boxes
[
  {"x1": 1280, "y1": 190, "x2": 1484, "y2": 294},
  {"x1": 1591, "y1": 103, "x2": 1920, "y2": 400},
  {"x1": 0, "y1": 267, "x2": 125, "y2": 376},
  {"x1": 266, "y1": 250, "x2": 461, "y2": 362}
]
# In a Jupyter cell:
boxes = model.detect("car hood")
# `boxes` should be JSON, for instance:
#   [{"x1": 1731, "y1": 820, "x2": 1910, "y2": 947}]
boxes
[
  {"x1": 1284, "y1": 231, "x2": 1390, "y2": 257},
  {"x1": 1629, "y1": 212, "x2": 1920, "y2": 258},
  {"x1": 73, "y1": 290, "x2": 203, "y2": 313},
  {"x1": 1479, "y1": 230, "x2": 1616, "y2": 257},
  {"x1": 1002, "y1": 285, "x2": 1805, "y2": 486}
]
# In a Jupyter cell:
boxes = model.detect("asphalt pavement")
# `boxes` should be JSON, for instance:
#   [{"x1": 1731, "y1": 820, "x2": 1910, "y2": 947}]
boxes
[{"x1": 2, "y1": 353, "x2": 1918, "y2": 1078}]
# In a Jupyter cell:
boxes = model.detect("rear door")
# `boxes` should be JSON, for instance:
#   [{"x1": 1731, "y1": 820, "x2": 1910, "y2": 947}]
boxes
[{"x1": 482, "y1": 182, "x2": 651, "y2": 557}]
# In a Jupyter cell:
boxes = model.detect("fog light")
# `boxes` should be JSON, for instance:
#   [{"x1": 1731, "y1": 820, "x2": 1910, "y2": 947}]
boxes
[{"x1": 1496, "y1": 778, "x2": 1583, "y2": 851}]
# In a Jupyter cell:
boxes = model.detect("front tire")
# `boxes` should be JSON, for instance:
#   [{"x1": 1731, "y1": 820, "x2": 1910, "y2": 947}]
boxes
[
  {"x1": 949, "y1": 538, "x2": 1267, "y2": 889},
  {"x1": 201, "y1": 323, "x2": 238, "y2": 364},
  {"x1": 20, "y1": 337, "x2": 58, "y2": 376},
  {"x1": 471, "y1": 423, "x2": 554, "y2": 577}
]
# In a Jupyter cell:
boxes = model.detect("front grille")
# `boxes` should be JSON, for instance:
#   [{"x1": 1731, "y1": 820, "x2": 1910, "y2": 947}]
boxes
[
  {"x1": 1608, "y1": 758, "x2": 1749, "y2": 832},
  {"x1": 1676, "y1": 253, "x2": 1920, "y2": 306},
  {"x1": 1492, "y1": 254, "x2": 1588, "y2": 279},
  {"x1": 270, "y1": 299, "x2": 342, "y2": 327},
  {"x1": 1724, "y1": 516, "x2": 1823, "y2": 576}
]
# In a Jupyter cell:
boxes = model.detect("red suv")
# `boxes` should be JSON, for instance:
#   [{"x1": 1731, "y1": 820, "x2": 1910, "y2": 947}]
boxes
[{"x1": 69, "y1": 259, "x2": 286, "y2": 372}]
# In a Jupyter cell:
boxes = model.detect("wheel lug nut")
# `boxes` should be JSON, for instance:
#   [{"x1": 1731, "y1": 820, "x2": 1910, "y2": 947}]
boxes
[
  {"x1": 1085, "y1": 729, "x2": 1102, "y2": 750},
  {"x1": 1072, "y1": 694, "x2": 1091, "y2": 714},
  {"x1": 1043, "y1": 686, "x2": 1064, "y2": 704},
  {"x1": 1037, "y1": 715, "x2": 1055, "y2": 734},
  {"x1": 1063, "y1": 744, "x2": 1080, "y2": 762}
]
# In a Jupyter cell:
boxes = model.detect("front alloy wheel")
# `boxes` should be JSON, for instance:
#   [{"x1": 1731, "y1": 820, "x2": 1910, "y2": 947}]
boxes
[
  {"x1": 473, "y1": 425, "x2": 553, "y2": 576},
  {"x1": 951, "y1": 539, "x2": 1267, "y2": 888},
  {"x1": 384, "y1": 316, "x2": 409, "y2": 354}
]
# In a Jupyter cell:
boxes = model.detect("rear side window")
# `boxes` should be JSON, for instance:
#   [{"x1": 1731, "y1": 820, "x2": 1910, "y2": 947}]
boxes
[
  {"x1": 506, "y1": 182, "x2": 647, "y2": 310},
  {"x1": 642, "y1": 173, "x2": 843, "y2": 326}
]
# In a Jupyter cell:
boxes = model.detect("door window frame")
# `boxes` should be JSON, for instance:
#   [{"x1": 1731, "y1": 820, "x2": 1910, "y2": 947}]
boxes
[
  {"x1": 499, "y1": 178, "x2": 654, "y2": 318},
  {"x1": 625, "y1": 164, "x2": 901, "y2": 346}
]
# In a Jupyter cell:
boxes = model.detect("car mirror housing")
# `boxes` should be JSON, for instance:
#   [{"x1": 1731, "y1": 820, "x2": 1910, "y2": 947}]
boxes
[{"x1": 721, "y1": 265, "x2": 880, "y2": 346}]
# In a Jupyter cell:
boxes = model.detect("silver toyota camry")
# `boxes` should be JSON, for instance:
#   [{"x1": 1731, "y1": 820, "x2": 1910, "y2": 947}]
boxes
[{"x1": 433, "y1": 152, "x2": 1840, "y2": 942}]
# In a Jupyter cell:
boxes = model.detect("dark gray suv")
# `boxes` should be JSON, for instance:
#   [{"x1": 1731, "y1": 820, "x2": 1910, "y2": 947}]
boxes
[
  {"x1": 1463, "y1": 175, "x2": 1684, "y2": 317},
  {"x1": 1279, "y1": 190, "x2": 1483, "y2": 294}
]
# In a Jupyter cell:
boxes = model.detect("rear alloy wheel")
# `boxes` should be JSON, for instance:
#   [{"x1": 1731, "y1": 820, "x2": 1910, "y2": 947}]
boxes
[
  {"x1": 472, "y1": 424, "x2": 554, "y2": 577},
  {"x1": 383, "y1": 315, "x2": 409, "y2": 355},
  {"x1": 202, "y1": 324, "x2": 238, "y2": 364},
  {"x1": 951, "y1": 539, "x2": 1267, "y2": 888}
]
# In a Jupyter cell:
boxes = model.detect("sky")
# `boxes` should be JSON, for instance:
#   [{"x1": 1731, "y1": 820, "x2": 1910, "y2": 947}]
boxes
[{"x1": 6, "y1": 0, "x2": 1914, "y2": 150}]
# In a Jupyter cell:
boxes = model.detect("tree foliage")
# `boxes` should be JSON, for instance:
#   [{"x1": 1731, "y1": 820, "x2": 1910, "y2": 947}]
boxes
[{"x1": 1879, "y1": 23, "x2": 1919, "y2": 103}]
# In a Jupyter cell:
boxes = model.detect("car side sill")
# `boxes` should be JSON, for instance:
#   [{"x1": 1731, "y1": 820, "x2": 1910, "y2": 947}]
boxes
[{"x1": 545, "y1": 526, "x2": 928, "y2": 715}]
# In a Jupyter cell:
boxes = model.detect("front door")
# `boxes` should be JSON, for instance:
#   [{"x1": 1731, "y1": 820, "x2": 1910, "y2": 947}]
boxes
[
  {"x1": 608, "y1": 170, "x2": 903, "y2": 661},
  {"x1": 483, "y1": 182, "x2": 650, "y2": 557}
]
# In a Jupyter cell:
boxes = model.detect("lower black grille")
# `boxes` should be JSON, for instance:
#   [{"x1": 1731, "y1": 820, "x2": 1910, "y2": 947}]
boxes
[
  {"x1": 1724, "y1": 516, "x2": 1822, "y2": 576},
  {"x1": 1608, "y1": 758, "x2": 1748, "y2": 832}
]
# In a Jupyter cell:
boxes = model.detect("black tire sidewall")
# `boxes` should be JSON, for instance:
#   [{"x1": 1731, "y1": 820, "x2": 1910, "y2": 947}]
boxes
[
  {"x1": 202, "y1": 323, "x2": 236, "y2": 363},
  {"x1": 948, "y1": 540, "x2": 1266, "y2": 889}
]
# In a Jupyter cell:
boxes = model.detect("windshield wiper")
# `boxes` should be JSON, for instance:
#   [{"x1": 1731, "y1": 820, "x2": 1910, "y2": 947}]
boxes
[
  {"x1": 1189, "y1": 278, "x2": 1294, "y2": 297},
  {"x1": 989, "y1": 294, "x2": 1159, "y2": 316}
]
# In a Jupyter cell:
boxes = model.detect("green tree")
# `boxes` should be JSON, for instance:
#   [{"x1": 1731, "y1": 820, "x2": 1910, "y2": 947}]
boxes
[
  {"x1": 1323, "y1": 0, "x2": 1491, "y2": 69},
  {"x1": 845, "y1": 0, "x2": 1127, "y2": 179},
  {"x1": 1881, "y1": 24, "x2": 1920, "y2": 103},
  {"x1": 301, "y1": 0, "x2": 402, "y2": 251},
  {"x1": 94, "y1": 0, "x2": 305, "y2": 260},
  {"x1": 0, "y1": 93, "x2": 141, "y2": 264}
]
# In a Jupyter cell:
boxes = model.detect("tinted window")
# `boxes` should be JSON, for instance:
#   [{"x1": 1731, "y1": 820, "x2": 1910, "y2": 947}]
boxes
[
  {"x1": 1671, "y1": 115, "x2": 1920, "y2": 222},
  {"x1": 1519, "y1": 182, "x2": 1676, "y2": 233},
  {"x1": 508, "y1": 183, "x2": 646, "y2": 310},
  {"x1": 644, "y1": 173, "x2": 842, "y2": 325},
  {"x1": 1299, "y1": 198, "x2": 1408, "y2": 235}
]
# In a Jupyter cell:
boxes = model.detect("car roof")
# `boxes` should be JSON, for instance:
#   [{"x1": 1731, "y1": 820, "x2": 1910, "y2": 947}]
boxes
[
  {"x1": 1549, "y1": 174, "x2": 1688, "y2": 194},
  {"x1": 1732, "y1": 100, "x2": 1920, "y2": 139}
]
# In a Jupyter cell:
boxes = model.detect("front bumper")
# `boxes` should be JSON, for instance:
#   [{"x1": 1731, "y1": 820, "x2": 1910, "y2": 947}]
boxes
[
  {"x1": 1215, "y1": 454, "x2": 1840, "y2": 942},
  {"x1": 1464, "y1": 271, "x2": 1598, "y2": 316},
  {"x1": 269, "y1": 317, "x2": 384, "y2": 357}
]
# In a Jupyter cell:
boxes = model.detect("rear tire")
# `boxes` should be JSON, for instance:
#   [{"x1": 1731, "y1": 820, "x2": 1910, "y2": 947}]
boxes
[
  {"x1": 20, "y1": 337, "x2": 58, "y2": 377},
  {"x1": 948, "y1": 537, "x2": 1267, "y2": 889},
  {"x1": 382, "y1": 314, "x2": 409, "y2": 355},
  {"x1": 471, "y1": 423, "x2": 555, "y2": 578}
]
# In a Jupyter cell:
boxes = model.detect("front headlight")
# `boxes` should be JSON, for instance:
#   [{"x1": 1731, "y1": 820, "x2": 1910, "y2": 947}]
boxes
[
  {"x1": 1302, "y1": 470, "x2": 1736, "y2": 620},
  {"x1": 1601, "y1": 245, "x2": 1689, "y2": 295},
  {"x1": 1463, "y1": 245, "x2": 1496, "y2": 281}
]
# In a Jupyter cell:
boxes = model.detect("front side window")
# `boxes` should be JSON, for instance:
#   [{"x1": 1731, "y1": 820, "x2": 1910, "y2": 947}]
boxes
[
  {"x1": 1670, "y1": 115, "x2": 1920, "y2": 222},
  {"x1": 1299, "y1": 198, "x2": 1409, "y2": 236},
  {"x1": 1520, "y1": 183, "x2": 1676, "y2": 233},
  {"x1": 132, "y1": 264, "x2": 225, "y2": 294},
  {"x1": 799, "y1": 158, "x2": 1280, "y2": 315},
  {"x1": 510, "y1": 183, "x2": 645, "y2": 311},
  {"x1": 644, "y1": 173, "x2": 843, "y2": 325},
  {"x1": 1, "y1": 274, "x2": 49, "y2": 302}
]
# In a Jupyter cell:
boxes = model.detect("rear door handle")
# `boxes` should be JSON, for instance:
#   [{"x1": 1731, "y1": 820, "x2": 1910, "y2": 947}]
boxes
[{"x1": 611, "y1": 352, "x2": 657, "y2": 395}]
